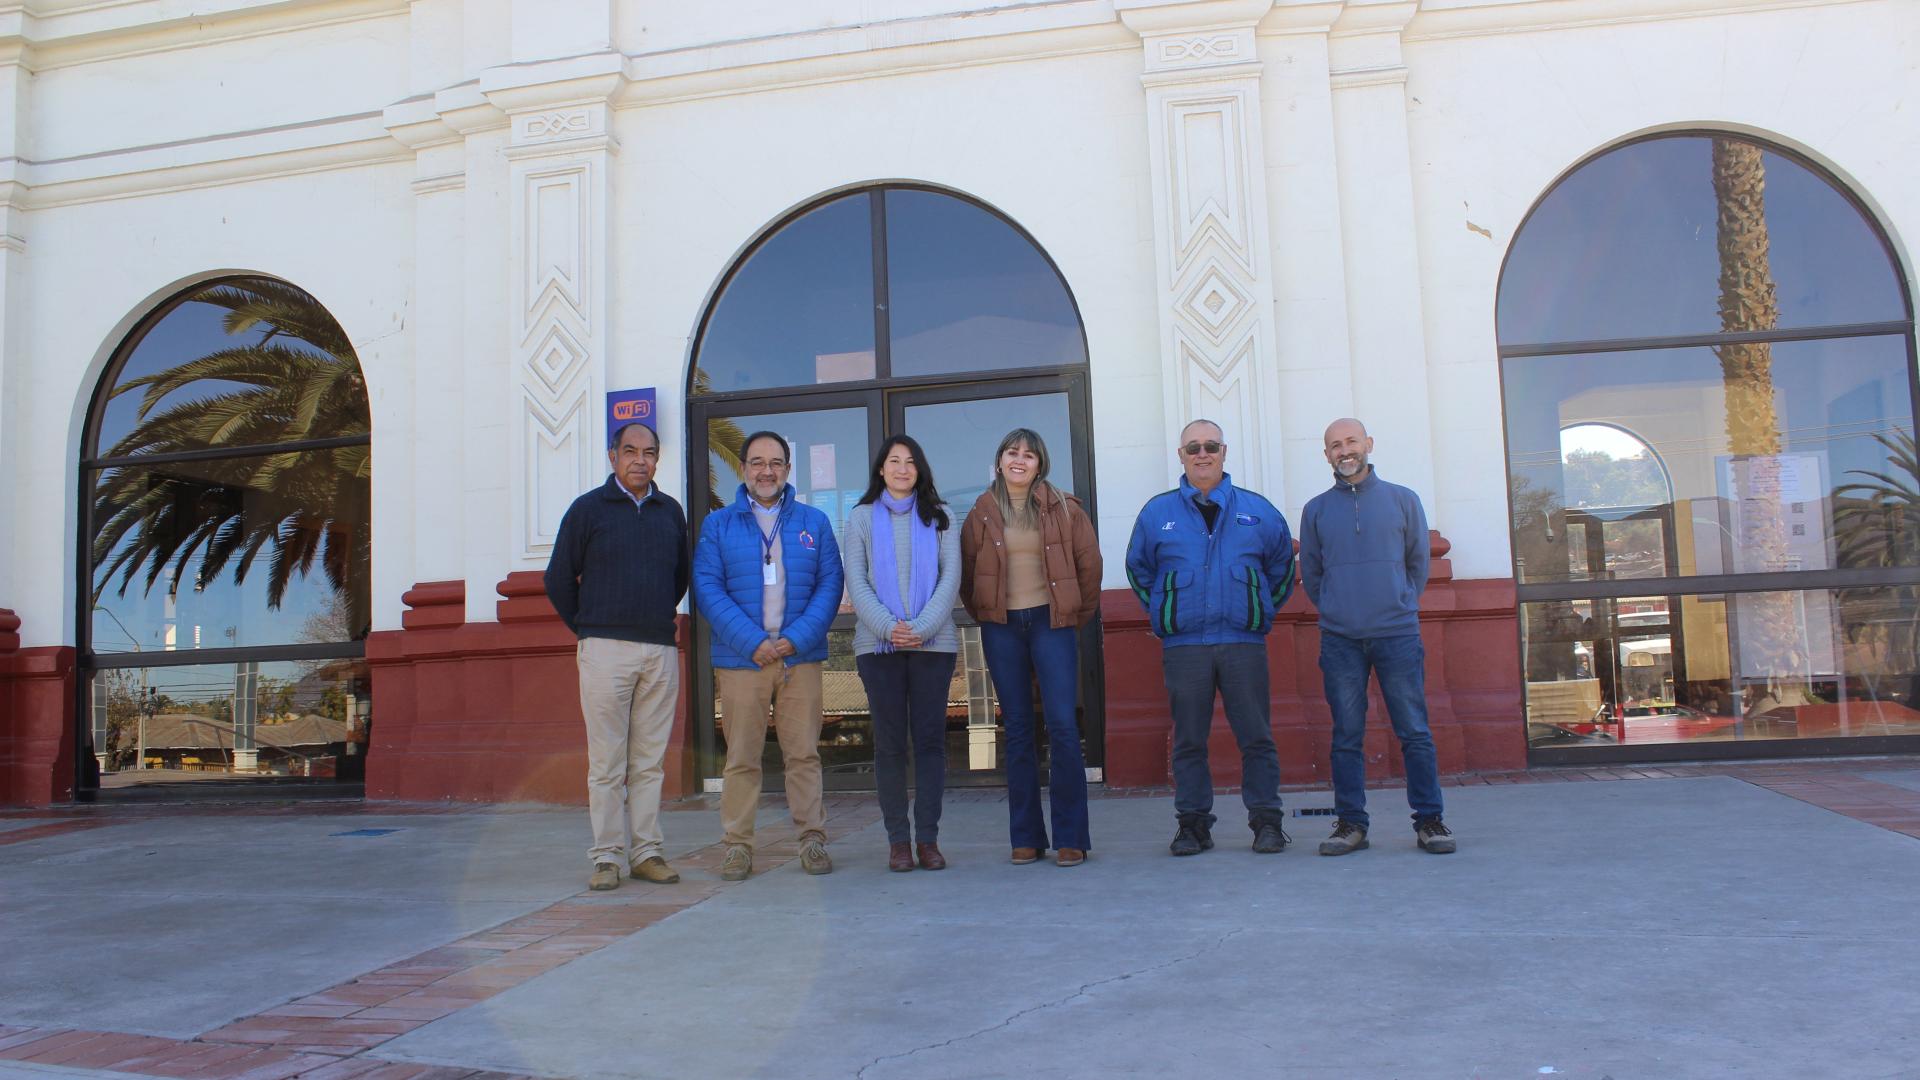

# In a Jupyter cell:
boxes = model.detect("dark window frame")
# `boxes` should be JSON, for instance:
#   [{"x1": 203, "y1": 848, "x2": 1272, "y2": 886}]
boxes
[
  {"x1": 1495, "y1": 130, "x2": 1920, "y2": 760},
  {"x1": 75, "y1": 276, "x2": 373, "y2": 796},
  {"x1": 690, "y1": 184, "x2": 1091, "y2": 397},
  {"x1": 685, "y1": 185, "x2": 1102, "y2": 791}
]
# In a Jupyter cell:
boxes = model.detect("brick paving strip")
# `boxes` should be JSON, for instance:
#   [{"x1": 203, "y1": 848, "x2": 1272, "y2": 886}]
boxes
[
  {"x1": 0, "y1": 796, "x2": 882, "y2": 1080},
  {"x1": 5, "y1": 764, "x2": 1916, "y2": 1078}
]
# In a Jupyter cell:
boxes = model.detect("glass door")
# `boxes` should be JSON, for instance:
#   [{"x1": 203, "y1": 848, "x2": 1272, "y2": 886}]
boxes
[
  {"x1": 688, "y1": 397, "x2": 879, "y2": 794},
  {"x1": 686, "y1": 375, "x2": 1101, "y2": 792},
  {"x1": 890, "y1": 376, "x2": 1103, "y2": 784}
]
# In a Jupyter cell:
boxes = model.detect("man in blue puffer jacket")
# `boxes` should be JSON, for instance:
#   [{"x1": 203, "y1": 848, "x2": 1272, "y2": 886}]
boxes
[
  {"x1": 1126, "y1": 419, "x2": 1297, "y2": 857},
  {"x1": 1300, "y1": 418, "x2": 1455, "y2": 857},
  {"x1": 693, "y1": 431, "x2": 843, "y2": 881}
]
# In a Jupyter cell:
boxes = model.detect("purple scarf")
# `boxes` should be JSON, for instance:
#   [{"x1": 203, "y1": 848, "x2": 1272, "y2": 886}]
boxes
[{"x1": 870, "y1": 491, "x2": 939, "y2": 651}]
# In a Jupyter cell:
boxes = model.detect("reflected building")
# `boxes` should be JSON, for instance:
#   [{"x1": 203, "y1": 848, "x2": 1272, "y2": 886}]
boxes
[{"x1": 0, "y1": 0, "x2": 1916, "y2": 806}]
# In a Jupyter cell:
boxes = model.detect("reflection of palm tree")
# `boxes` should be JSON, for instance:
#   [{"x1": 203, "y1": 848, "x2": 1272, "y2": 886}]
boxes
[
  {"x1": 1834, "y1": 432, "x2": 1920, "y2": 702},
  {"x1": 91, "y1": 279, "x2": 371, "y2": 638},
  {"x1": 1711, "y1": 138, "x2": 1806, "y2": 694},
  {"x1": 695, "y1": 369, "x2": 746, "y2": 512}
]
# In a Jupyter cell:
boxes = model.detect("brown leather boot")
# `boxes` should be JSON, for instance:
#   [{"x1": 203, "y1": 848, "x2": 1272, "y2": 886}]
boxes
[
  {"x1": 888, "y1": 842, "x2": 914, "y2": 872},
  {"x1": 915, "y1": 842, "x2": 947, "y2": 871}
]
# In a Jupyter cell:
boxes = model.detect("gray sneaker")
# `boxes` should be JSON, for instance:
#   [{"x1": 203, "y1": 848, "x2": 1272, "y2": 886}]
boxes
[
  {"x1": 1415, "y1": 817, "x2": 1456, "y2": 854},
  {"x1": 1318, "y1": 820, "x2": 1369, "y2": 856},
  {"x1": 799, "y1": 838, "x2": 833, "y2": 876},
  {"x1": 719, "y1": 844, "x2": 753, "y2": 881},
  {"x1": 589, "y1": 862, "x2": 621, "y2": 891}
]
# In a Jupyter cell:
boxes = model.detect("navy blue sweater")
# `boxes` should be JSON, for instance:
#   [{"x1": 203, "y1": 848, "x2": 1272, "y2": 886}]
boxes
[
  {"x1": 544, "y1": 476, "x2": 689, "y2": 646},
  {"x1": 1299, "y1": 468, "x2": 1429, "y2": 640}
]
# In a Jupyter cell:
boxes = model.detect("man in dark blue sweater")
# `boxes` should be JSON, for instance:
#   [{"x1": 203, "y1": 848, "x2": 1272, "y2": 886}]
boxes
[
  {"x1": 544, "y1": 421, "x2": 690, "y2": 891},
  {"x1": 1299, "y1": 418, "x2": 1456, "y2": 856}
]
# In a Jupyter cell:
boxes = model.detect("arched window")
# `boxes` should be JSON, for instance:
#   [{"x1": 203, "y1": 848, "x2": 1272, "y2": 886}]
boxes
[
  {"x1": 1499, "y1": 133, "x2": 1920, "y2": 758},
  {"x1": 687, "y1": 184, "x2": 1098, "y2": 792},
  {"x1": 80, "y1": 277, "x2": 373, "y2": 792}
]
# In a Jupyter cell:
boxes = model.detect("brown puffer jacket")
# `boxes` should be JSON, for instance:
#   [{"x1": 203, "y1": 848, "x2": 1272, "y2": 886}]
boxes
[{"x1": 959, "y1": 485, "x2": 1102, "y2": 628}]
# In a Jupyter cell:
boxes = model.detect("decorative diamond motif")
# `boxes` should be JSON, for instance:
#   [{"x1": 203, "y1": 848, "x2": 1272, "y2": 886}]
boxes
[
  {"x1": 1178, "y1": 264, "x2": 1251, "y2": 340},
  {"x1": 528, "y1": 325, "x2": 587, "y2": 397}
]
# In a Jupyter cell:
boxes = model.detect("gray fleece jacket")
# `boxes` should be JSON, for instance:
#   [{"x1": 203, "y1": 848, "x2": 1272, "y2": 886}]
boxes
[{"x1": 1299, "y1": 468, "x2": 1430, "y2": 640}]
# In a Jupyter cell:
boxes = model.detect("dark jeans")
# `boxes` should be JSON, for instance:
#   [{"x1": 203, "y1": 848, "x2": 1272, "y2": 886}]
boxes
[
  {"x1": 1164, "y1": 643, "x2": 1281, "y2": 828},
  {"x1": 856, "y1": 650, "x2": 957, "y2": 845},
  {"x1": 980, "y1": 606, "x2": 1090, "y2": 851},
  {"x1": 1319, "y1": 630, "x2": 1444, "y2": 829}
]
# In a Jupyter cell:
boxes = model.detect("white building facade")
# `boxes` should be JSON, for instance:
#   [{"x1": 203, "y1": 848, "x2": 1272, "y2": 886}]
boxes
[{"x1": 1, "y1": 0, "x2": 1914, "y2": 805}]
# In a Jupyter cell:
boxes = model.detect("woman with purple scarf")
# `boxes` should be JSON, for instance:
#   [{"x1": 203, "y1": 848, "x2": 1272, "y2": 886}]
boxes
[{"x1": 843, "y1": 435, "x2": 962, "y2": 872}]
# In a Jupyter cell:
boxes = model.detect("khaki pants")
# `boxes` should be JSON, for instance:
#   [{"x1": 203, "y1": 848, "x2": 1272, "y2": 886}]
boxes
[
  {"x1": 577, "y1": 637, "x2": 678, "y2": 867},
  {"x1": 715, "y1": 661, "x2": 826, "y2": 848}
]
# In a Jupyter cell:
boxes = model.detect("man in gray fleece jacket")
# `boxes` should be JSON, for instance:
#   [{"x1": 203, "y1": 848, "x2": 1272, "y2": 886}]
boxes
[{"x1": 1299, "y1": 418, "x2": 1456, "y2": 856}]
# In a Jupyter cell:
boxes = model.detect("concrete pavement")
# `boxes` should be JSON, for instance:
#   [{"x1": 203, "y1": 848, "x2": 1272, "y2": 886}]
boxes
[{"x1": 3, "y1": 764, "x2": 1920, "y2": 1079}]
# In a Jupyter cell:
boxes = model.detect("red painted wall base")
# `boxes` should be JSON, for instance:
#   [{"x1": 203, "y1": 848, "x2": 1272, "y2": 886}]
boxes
[
  {"x1": 365, "y1": 577, "x2": 694, "y2": 804},
  {"x1": 1100, "y1": 537, "x2": 1526, "y2": 790},
  {"x1": 0, "y1": 610, "x2": 77, "y2": 806}
]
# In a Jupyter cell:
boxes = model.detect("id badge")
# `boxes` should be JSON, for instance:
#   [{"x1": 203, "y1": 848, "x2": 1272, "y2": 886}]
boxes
[{"x1": 762, "y1": 560, "x2": 779, "y2": 586}]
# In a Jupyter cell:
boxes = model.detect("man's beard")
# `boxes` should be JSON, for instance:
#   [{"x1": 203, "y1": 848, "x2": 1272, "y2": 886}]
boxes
[{"x1": 1334, "y1": 454, "x2": 1367, "y2": 478}]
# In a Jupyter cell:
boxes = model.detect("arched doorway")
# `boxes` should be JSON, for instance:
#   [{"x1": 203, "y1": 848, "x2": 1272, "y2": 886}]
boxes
[
  {"x1": 77, "y1": 277, "x2": 373, "y2": 796},
  {"x1": 687, "y1": 184, "x2": 1100, "y2": 791},
  {"x1": 1498, "y1": 132, "x2": 1920, "y2": 760}
]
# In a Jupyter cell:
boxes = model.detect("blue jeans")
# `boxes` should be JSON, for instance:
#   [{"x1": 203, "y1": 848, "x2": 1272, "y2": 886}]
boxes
[
  {"x1": 979, "y1": 607, "x2": 1090, "y2": 851},
  {"x1": 1164, "y1": 643, "x2": 1281, "y2": 828},
  {"x1": 1319, "y1": 630, "x2": 1444, "y2": 829},
  {"x1": 856, "y1": 650, "x2": 956, "y2": 845}
]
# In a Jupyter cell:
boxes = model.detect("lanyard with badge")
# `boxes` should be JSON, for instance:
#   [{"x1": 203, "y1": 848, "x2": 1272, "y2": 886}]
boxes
[{"x1": 757, "y1": 506, "x2": 780, "y2": 586}]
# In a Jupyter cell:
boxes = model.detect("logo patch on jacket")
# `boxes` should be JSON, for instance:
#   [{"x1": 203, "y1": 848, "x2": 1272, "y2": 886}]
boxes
[
  {"x1": 1161, "y1": 521, "x2": 1176, "y2": 531},
  {"x1": 798, "y1": 530, "x2": 816, "y2": 549},
  {"x1": 1236, "y1": 513, "x2": 1260, "y2": 526}
]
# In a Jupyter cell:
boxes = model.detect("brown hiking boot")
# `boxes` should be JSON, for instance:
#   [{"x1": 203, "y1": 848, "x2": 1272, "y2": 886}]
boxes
[
  {"x1": 799, "y1": 838, "x2": 833, "y2": 875},
  {"x1": 1318, "y1": 820, "x2": 1369, "y2": 856},
  {"x1": 629, "y1": 856, "x2": 680, "y2": 884},
  {"x1": 1416, "y1": 817, "x2": 1457, "y2": 854},
  {"x1": 589, "y1": 862, "x2": 620, "y2": 891},
  {"x1": 915, "y1": 842, "x2": 947, "y2": 871},
  {"x1": 888, "y1": 842, "x2": 915, "y2": 872},
  {"x1": 719, "y1": 844, "x2": 753, "y2": 881}
]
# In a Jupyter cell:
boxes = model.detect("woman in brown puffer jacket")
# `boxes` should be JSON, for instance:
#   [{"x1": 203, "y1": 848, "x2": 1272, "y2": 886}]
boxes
[{"x1": 960, "y1": 427, "x2": 1102, "y2": 867}]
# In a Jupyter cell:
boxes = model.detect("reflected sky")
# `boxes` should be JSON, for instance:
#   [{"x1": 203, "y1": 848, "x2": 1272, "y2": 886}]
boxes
[
  {"x1": 95, "y1": 297, "x2": 343, "y2": 454},
  {"x1": 1499, "y1": 136, "x2": 1907, "y2": 346},
  {"x1": 885, "y1": 190, "x2": 1084, "y2": 376},
  {"x1": 697, "y1": 194, "x2": 875, "y2": 393}
]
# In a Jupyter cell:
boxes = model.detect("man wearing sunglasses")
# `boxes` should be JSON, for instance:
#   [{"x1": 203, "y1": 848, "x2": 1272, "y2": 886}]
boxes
[
  {"x1": 1300, "y1": 418, "x2": 1454, "y2": 856},
  {"x1": 1125, "y1": 420, "x2": 1297, "y2": 857}
]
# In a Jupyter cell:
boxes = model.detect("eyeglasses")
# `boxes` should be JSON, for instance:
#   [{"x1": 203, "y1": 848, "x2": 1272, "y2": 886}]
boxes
[
  {"x1": 1180, "y1": 441, "x2": 1224, "y2": 457},
  {"x1": 745, "y1": 458, "x2": 788, "y2": 470}
]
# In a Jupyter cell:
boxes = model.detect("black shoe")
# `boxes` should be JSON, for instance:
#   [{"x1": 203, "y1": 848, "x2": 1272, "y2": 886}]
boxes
[
  {"x1": 1251, "y1": 821, "x2": 1290, "y2": 854},
  {"x1": 1170, "y1": 816, "x2": 1214, "y2": 857}
]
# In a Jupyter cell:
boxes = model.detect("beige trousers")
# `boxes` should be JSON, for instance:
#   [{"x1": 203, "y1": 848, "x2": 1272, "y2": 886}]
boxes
[
  {"x1": 715, "y1": 661, "x2": 826, "y2": 848},
  {"x1": 577, "y1": 637, "x2": 678, "y2": 867}
]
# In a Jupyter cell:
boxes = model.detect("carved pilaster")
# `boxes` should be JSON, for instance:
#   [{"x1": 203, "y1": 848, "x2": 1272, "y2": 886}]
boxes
[
  {"x1": 501, "y1": 97, "x2": 617, "y2": 565},
  {"x1": 1121, "y1": 0, "x2": 1283, "y2": 498}
]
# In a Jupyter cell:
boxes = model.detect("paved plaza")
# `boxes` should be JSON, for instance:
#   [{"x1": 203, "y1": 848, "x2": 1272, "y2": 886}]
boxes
[{"x1": 3, "y1": 761, "x2": 1919, "y2": 1079}]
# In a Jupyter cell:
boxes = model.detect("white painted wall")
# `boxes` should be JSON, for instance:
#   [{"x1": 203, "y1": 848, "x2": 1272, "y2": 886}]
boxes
[{"x1": 0, "y1": 0, "x2": 1912, "y2": 650}]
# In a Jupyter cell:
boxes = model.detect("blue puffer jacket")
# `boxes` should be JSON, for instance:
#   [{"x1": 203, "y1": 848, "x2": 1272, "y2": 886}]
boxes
[
  {"x1": 693, "y1": 484, "x2": 843, "y2": 670},
  {"x1": 1124, "y1": 473, "x2": 1296, "y2": 648}
]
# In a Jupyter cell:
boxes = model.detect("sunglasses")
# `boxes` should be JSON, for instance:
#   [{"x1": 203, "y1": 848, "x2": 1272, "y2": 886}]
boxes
[{"x1": 1180, "y1": 441, "x2": 1224, "y2": 456}]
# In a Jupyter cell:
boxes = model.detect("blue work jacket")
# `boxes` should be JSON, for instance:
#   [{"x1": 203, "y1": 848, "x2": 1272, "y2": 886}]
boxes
[{"x1": 1124, "y1": 473, "x2": 1296, "y2": 648}]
